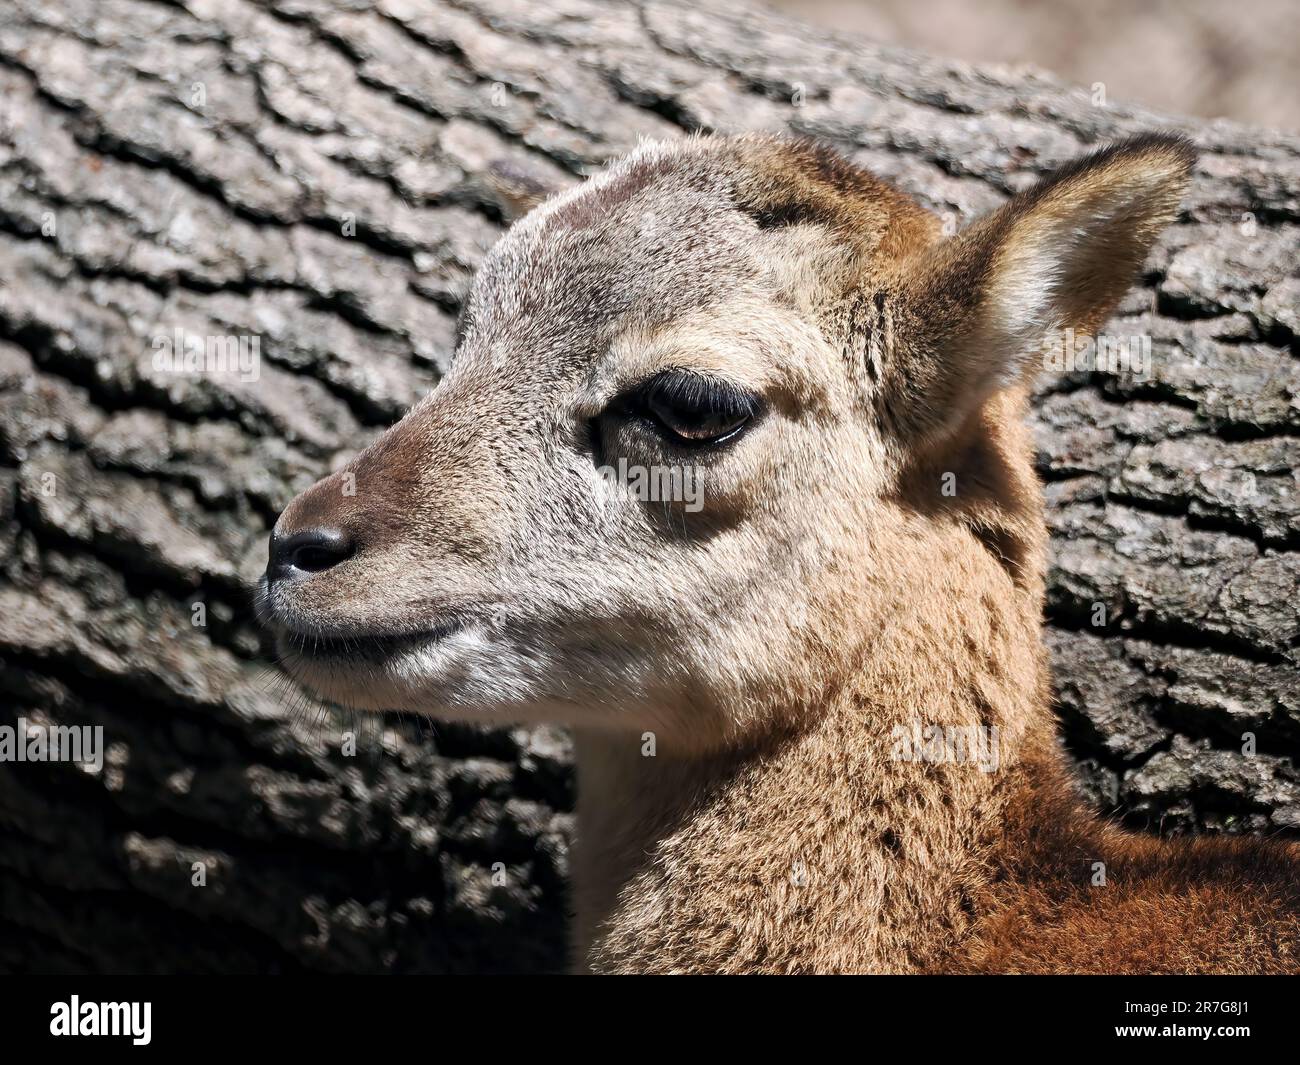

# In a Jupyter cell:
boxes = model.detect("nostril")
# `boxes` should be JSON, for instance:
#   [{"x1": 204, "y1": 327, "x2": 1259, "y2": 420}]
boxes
[
  {"x1": 292, "y1": 542, "x2": 347, "y2": 572},
  {"x1": 269, "y1": 527, "x2": 355, "y2": 579}
]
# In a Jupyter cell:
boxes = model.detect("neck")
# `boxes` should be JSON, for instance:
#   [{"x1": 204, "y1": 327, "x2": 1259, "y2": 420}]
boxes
[{"x1": 572, "y1": 530, "x2": 1060, "y2": 974}]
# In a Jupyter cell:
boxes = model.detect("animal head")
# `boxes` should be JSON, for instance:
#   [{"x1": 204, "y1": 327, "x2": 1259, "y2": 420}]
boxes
[{"x1": 261, "y1": 132, "x2": 1194, "y2": 750}]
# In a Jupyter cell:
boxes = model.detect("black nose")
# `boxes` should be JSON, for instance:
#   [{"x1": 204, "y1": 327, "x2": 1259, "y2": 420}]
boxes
[{"x1": 268, "y1": 527, "x2": 355, "y2": 581}]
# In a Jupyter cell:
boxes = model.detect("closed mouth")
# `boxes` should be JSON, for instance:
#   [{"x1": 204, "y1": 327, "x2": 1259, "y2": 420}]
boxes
[{"x1": 277, "y1": 618, "x2": 466, "y2": 663}]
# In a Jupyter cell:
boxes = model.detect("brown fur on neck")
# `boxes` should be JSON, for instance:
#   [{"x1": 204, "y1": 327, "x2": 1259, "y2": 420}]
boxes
[{"x1": 577, "y1": 391, "x2": 1051, "y2": 973}]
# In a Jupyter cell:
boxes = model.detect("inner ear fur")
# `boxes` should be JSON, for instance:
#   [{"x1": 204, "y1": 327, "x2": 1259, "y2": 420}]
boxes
[{"x1": 879, "y1": 132, "x2": 1196, "y2": 452}]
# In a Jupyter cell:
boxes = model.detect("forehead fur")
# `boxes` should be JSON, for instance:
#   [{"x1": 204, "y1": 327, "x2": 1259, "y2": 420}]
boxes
[{"x1": 457, "y1": 134, "x2": 939, "y2": 370}]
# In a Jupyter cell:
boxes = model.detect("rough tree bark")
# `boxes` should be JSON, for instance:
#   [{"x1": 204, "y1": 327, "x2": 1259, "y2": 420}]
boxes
[{"x1": 0, "y1": 0, "x2": 1296, "y2": 973}]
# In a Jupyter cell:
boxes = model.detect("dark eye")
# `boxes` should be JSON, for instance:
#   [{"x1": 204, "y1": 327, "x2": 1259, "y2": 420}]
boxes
[{"x1": 632, "y1": 372, "x2": 757, "y2": 446}]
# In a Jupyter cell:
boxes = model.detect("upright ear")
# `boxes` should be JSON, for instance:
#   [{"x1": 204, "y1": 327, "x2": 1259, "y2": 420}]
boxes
[{"x1": 880, "y1": 133, "x2": 1196, "y2": 449}]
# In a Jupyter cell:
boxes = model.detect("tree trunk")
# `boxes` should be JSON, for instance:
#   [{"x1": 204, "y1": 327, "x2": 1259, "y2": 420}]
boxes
[{"x1": 0, "y1": 0, "x2": 1296, "y2": 973}]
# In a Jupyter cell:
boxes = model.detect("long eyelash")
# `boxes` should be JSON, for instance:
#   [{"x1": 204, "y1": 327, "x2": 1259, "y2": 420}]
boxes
[{"x1": 634, "y1": 370, "x2": 759, "y2": 418}]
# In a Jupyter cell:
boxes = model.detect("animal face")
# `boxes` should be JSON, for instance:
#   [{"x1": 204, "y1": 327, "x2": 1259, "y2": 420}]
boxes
[{"x1": 260, "y1": 133, "x2": 1193, "y2": 750}]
